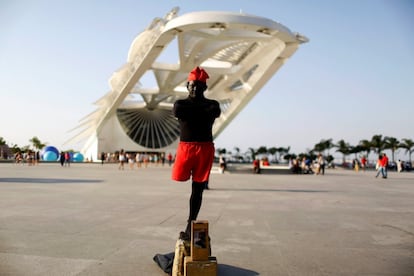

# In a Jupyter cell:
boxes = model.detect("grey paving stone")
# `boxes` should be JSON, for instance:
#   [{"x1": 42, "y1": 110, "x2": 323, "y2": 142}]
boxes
[{"x1": 0, "y1": 163, "x2": 413, "y2": 275}]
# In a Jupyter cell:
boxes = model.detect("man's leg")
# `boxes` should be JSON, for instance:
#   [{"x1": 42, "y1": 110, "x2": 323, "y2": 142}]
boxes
[{"x1": 183, "y1": 181, "x2": 206, "y2": 237}]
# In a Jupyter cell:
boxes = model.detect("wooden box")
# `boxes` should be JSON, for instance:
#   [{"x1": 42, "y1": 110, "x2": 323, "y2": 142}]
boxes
[
  {"x1": 184, "y1": 256, "x2": 217, "y2": 276},
  {"x1": 191, "y1": 220, "x2": 210, "y2": 261}
]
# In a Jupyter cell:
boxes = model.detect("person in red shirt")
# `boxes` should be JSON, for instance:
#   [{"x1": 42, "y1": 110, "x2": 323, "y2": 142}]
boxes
[
  {"x1": 360, "y1": 156, "x2": 367, "y2": 172},
  {"x1": 253, "y1": 158, "x2": 261, "y2": 174},
  {"x1": 382, "y1": 153, "x2": 389, "y2": 178},
  {"x1": 64, "y1": 152, "x2": 71, "y2": 167},
  {"x1": 375, "y1": 154, "x2": 387, "y2": 179},
  {"x1": 167, "y1": 152, "x2": 173, "y2": 166}
]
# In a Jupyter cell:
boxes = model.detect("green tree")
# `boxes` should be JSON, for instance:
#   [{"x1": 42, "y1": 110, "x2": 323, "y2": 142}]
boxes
[
  {"x1": 314, "y1": 138, "x2": 334, "y2": 158},
  {"x1": 349, "y1": 145, "x2": 363, "y2": 160},
  {"x1": 370, "y1": 134, "x2": 386, "y2": 157},
  {"x1": 313, "y1": 141, "x2": 325, "y2": 154},
  {"x1": 10, "y1": 144, "x2": 22, "y2": 154},
  {"x1": 0, "y1": 137, "x2": 6, "y2": 146},
  {"x1": 322, "y1": 138, "x2": 334, "y2": 157},
  {"x1": 384, "y1": 136, "x2": 399, "y2": 163},
  {"x1": 232, "y1": 147, "x2": 242, "y2": 162},
  {"x1": 256, "y1": 146, "x2": 268, "y2": 155},
  {"x1": 284, "y1": 153, "x2": 296, "y2": 161},
  {"x1": 256, "y1": 146, "x2": 268, "y2": 162},
  {"x1": 29, "y1": 136, "x2": 47, "y2": 151},
  {"x1": 278, "y1": 146, "x2": 290, "y2": 162},
  {"x1": 247, "y1": 147, "x2": 257, "y2": 160},
  {"x1": 21, "y1": 145, "x2": 30, "y2": 153},
  {"x1": 268, "y1": 147, "x2": 277, "y2": 162},
  {"x1": 400, "y1": 138, "x2": 414, "y2": 164},
  {"x1": 336, "y1": 139, "x2": 351, "y2": 165},
  {"x1": 233, "y1": 146, "x2": 240, "y2": 156},
  {"x1": 216, "y1": 147, "x2": 226, "y2": 154},
  {"x1": 358, "y1": 139, "x2": 372, "y2": 161}
]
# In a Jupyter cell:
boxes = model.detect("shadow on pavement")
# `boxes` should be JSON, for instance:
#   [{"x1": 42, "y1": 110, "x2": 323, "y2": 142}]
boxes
[
  {"x1": 211, "y1": 188, "x2": 331, "y2": 193},
  {"x1": 218, "y1": 264, "x2": 259, "y2": 275},
  {"x1": 0, "y1": 178, "x2": 103, "y2": 184},
  {"x1": 226, "y1": 166, "x2": 292, "y2": 175}
]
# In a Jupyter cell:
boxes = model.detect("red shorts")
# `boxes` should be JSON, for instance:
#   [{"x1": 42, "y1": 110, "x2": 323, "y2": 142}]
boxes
[{"x1": 172, "y1": 142, "x2": 215, "y2": 182}]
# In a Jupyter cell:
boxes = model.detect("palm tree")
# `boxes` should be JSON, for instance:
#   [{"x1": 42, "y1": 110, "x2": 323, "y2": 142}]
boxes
[
  {"x1": 336, "y1": 139, "x2": 351, "y2": 165},
  {"x1": 232, "y1": 147, "x2": 241, "y2": 162},
  {"x1": 256, "y1": 146, "x2": 267, "y2": 154},
  {"x1": 400, "y1": 138, "x2": 414, "y2": 164},
  {"x1": 29, "y1": 136, "x2": 47, "y2": 151},
  {"x1": 358, "y1": 139, "x2": 372, "y2": 161},
  {"x1": 0, "y1": 137, "x2": 10, "y2": 159},
  {"x1": 284, "y1": 153, "x2": 296, "y2": 162},
  {"x1": 313, "y1": 140, "x2": 325, "y2": 154},
  {"x1": 278, "y1": 146, "x2": 290, "y2": 162},
  {"x1": 349, "y1": 145, "x2": 363, "y2": 160},
  {"x1": 317, "y1": 138, "x2": 334, "y2": 157},
  {"x1": 0, "y1": 137, "x2": 6, "y2": 146},
  {"x1": 215, "y1": 148, "x2": 226, "y2": 161},
  {"x1": 384, "y1": 136, "x2": 399, "y2": 163},
  {"x1": 322, "y1": 138, "x2": 334, "y2": 157},
  {"x1": 314, "y1": 138, "x2": 334, "y2": 159},
  {"x1": 233, "y1": 146, "x2": 240, "y2": 156},
  {"x1": 247, "y1": 147, "x2": 257, "y2": 161},
  {"x1": 256, "y1": 146, "x2": 268, "y2": 161},
  {"x1": 10, "y1": 144, "x2": 22, "y2": 154},
  {"x1": 268, "y1": 147, "x2": 277, "y2": 162},
  {"x1": 370, "y1": 134, "x2": 386, "y2": 157}
]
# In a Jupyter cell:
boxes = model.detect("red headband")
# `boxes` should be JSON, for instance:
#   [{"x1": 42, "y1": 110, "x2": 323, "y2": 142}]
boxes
[{"x1": 188, "y1": 67, "x2": 209, "y2": 82}]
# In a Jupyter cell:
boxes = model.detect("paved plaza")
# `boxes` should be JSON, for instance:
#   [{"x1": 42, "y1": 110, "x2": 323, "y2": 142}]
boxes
[{"x1": 0, "y1": 162, "x2": 413, "y2": 275}]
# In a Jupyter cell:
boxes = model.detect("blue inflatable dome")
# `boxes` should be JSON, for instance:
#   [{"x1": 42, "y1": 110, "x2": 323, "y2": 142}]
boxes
[
  {"x1": 73, "y1": 152, "x2": 84, "y2": 162},
  {"x1": 42, "y1": 146, "x2": 59, "y2": 157},
  {"x1": 43, "y1": 151, "x2": 58, "y2": 161}
]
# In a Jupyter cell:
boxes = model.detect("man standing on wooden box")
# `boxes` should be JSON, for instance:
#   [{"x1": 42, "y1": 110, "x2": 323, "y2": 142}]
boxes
[{"x1": 172, "y1": 66, "x2": 221, "y2": 241}]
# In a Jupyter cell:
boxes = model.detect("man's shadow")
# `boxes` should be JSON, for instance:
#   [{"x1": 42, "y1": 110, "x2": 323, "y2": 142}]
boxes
[
  {"x1": 153, "y1": 252, "x2": 259, "y2": 275},
  {"x1": 218, "y1": 264, "x2": 259, "y2": 275}
]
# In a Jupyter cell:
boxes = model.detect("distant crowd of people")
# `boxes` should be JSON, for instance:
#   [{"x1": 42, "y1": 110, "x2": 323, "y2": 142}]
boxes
[
  {"x1": 289, "y1": 153, "x2": 327, "y2": 175},
  {"x1": 14, "y1": 151, "x2": 40, "y2": 165},
  {"x1": 100, "y1": 150, "x2": 175, "y2": 170},
  {"x1": 11, "y1": 148, "x2": 412, "y2": 179},
  {"x1": 285, "y1": 152, "x2": 411, "y2": 179},
  {"x1": 12, "y1": 150, "x2": 177, "y2": 169}
]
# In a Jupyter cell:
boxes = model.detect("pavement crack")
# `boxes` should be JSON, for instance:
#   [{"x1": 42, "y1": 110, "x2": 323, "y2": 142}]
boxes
[
  {"x1": 379, "y1": 224, "x2": 414, "y2": 237},
  {"x1": 158, "y1": 214, "x2": 176, "y2": 225}
]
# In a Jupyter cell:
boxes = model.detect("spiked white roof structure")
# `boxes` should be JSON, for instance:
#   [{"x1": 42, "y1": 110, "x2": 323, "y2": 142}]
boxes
[{"x1": 68, "y1": 7, "x2": 308, "y2": 161}]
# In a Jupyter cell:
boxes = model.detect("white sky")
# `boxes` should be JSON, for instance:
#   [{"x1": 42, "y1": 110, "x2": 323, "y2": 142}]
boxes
[{"x1": 1, "y1": 0, "x2": 413, "y2": 159}]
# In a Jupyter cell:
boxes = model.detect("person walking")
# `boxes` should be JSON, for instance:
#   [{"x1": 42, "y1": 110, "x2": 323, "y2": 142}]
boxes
[
  {"x1": 397, "y1": 159, "x2": 403, "y2": 172},
  {"x1": 101, "y1": 152, "x2": 105, "y2": 165},
  {"x1": 167, "y1": 153, "x2": 173, "y2": 166},
  {"x1": 59, "y1": 151, "x2": 65, "y2": 167},
  {"x1": 375, "y1": 154, "x2": 387, "y2": 178},
  {"x1": 171, "y1": 66, "x2": 221, "y2": 240},
  {"x1": 382, "y1": 153, "x2": 389, "y2": 178},
  {"x1": 253, "y1": 158, "x2": 261, "y2": 174},
  {"x1": 317, "y1": 154, "x2": 326, "y2": 175},
  {"x1": 118, "y1": 149, "x2": 126, "y2": 170},
  {"x1": 219, "y1": 155, "x2": 226, "y2": 174},
  {"x1": 64, "y1": 152, "x2": 71, "y2": 167},
  {"x1": 360, "y1": 156, "x2": 367, "y2": 172}
]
